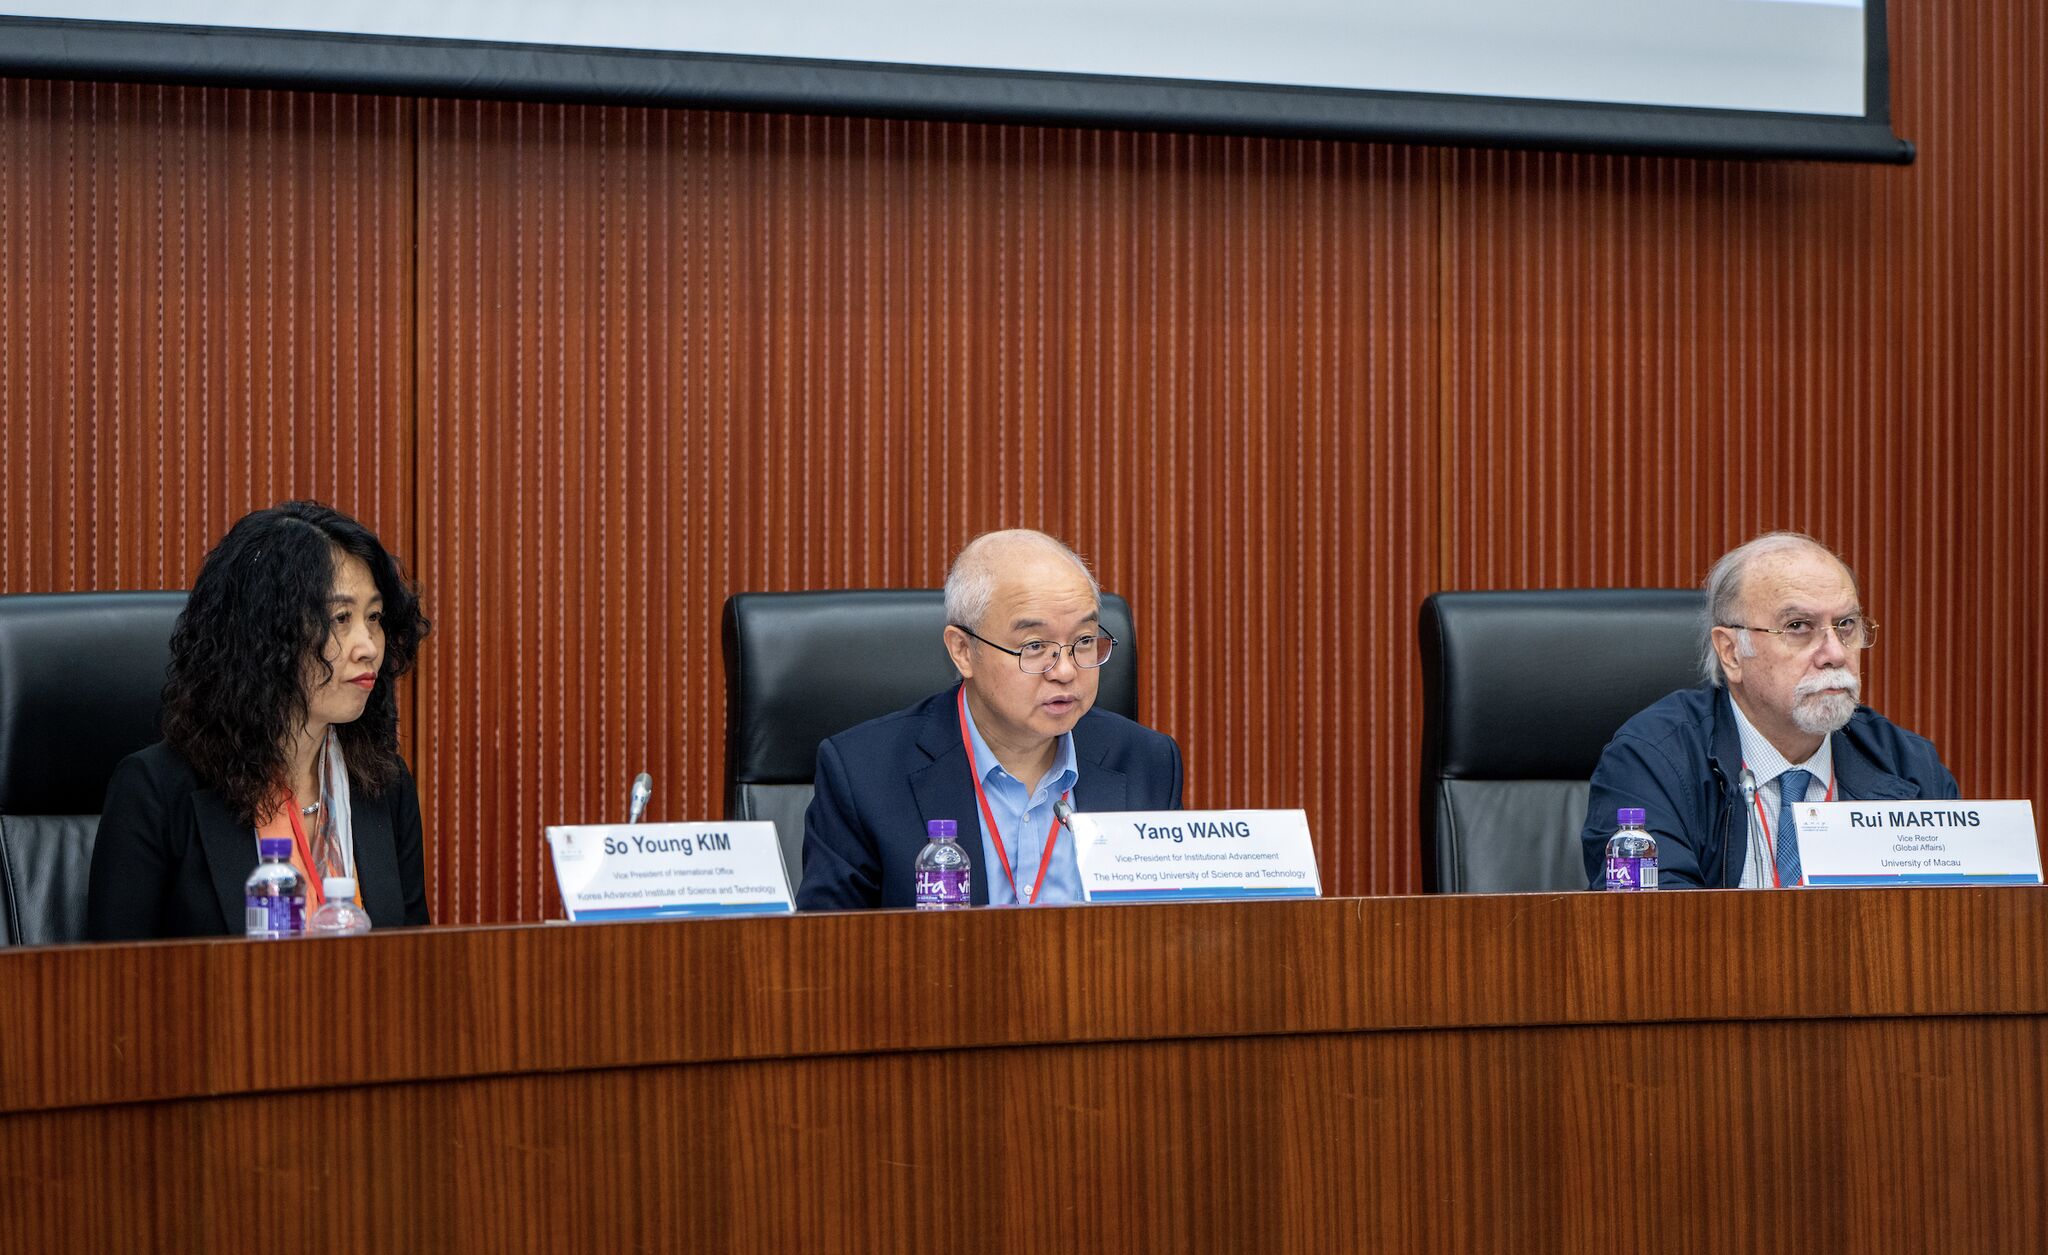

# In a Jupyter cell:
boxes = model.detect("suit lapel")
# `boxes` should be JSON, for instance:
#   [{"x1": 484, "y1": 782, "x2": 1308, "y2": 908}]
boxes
[
  {"x1": 193, "y1": 789, "x2": 253, "y2": 934},
  {"x1": 910, "y1": 688, "x2": 990, "y2": 905},
  {"x1": 1831, "y1": 732, "x2": 1917, "y2": 802},
  {"x1": 1074, "y1": 766, "x2": 1129, "y2": 813},
  {"x1": 350, "y1": 795, "x2": 405, "y2": 926},
  {"x1": 1072, "y1": 712, "x2": 1129, "y2": 813}
]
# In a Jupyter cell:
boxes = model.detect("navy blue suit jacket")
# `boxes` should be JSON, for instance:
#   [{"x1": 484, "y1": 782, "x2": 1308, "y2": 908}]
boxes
[
  {"x1": 1578, "y1": 685, "x2": 1959, "y2": 889},
  {"x1": 796, "y1": 685, "x2": 1185, "y2": 910}
]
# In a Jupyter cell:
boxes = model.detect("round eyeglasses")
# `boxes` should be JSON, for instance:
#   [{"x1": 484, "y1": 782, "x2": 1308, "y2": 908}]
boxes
[{"x1": 952, "y1": 624, "x2": 1117, "y2": 674}]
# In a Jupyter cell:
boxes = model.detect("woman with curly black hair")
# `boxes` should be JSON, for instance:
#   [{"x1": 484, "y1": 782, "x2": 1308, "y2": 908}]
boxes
[{"x1": 86, "y1": 501, "x2": 433, "y2": 939}]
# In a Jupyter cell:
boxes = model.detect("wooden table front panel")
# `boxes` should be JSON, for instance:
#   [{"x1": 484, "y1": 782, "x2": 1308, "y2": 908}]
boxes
[{"x1": 3, "y1": 892, "x2": 2044, "y2": 1252}]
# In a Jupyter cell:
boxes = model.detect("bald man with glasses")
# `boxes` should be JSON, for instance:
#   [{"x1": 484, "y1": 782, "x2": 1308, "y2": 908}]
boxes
[
  {"x1": 796, "y1": 529, "x2": 1184, "y2": 910},
  {"x1": 1580, "y1": 532, "x2": 1958, "y2": 890}
]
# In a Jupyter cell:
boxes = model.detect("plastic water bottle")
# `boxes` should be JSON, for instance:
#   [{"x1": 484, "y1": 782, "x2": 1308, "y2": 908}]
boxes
[
  {"x1": 914, "y1": 819, "x2": 971, "y2": 910},
  {"x1": 1604, "y1": 807, "x2": 1658, "y2": 891},
  {"x1": 308, "y1": 877, "x2": 374, "y2": 936},
  {"x1": 244, "y1": 836, "x2": 307, "y2": 938}
]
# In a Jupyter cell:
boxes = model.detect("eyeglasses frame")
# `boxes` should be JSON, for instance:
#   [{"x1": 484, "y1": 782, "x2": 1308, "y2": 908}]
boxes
[
  {"x1": 1716, "y1": 616, "x2": 1879, "y2": 651},
  {"x1": 949, "y1": 623, "x2": 1119, "y2": 674}
]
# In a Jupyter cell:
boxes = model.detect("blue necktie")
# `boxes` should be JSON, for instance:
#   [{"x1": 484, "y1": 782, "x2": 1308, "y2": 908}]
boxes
[{"x1": 1776, "y1": 768, "x2": 1812, "y2": 887}]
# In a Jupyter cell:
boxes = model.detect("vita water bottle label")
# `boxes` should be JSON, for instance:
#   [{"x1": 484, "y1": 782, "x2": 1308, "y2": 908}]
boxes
[
  {"x1": 914, "y1": 869, "x2": 970, "y2": 909},
  {"x1": 1605, "y1": 857, "x2": 1658, "y2": 891},
  {"x1": 245, "y1": 895, "x2": 305, "y2": 938}
]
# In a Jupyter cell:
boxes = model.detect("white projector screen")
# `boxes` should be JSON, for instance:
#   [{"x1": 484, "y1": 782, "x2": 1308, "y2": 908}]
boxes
[{"x1": 0, "y1": 0, "x2": 1910, "y2": 162}]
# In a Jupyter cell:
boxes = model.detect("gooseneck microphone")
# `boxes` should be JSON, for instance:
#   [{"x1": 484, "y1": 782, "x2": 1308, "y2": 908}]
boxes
[
  {"x1": 1735, "y1": 768, "x2": 1758, "y2": 888},
  {"x1": 627, "y1": 772, "x2": 653, "y2": 825}
]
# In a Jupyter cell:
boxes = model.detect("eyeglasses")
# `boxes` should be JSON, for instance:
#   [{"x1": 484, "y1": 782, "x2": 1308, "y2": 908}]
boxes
[
  {"x1": 952, "y1": 625, "x2": 1118, "y2": 674},
  {"x1": 1719, "y1": 615, "x2": 1878, "y2": 651}
]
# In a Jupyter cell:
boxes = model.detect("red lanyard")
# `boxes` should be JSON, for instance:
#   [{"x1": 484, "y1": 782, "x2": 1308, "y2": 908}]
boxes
[
  {"x1": 1749, "y1": 765, "x2": 1836, "y2": 889},
  {"x1": 285, "y1": 804, "x2": 330, "y2": 910},
  {"x1": 956, "y1": 686, "x2": 1068, "y2": 906}
]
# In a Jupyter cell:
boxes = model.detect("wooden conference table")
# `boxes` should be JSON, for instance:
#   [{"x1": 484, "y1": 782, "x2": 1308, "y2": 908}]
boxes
[{"x1": 2, "y1": 889, "x2": 2044, "y2": 1252}]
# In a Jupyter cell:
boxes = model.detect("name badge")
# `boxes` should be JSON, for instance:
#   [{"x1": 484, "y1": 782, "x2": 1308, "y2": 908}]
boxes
[
  {"x1": 1796, "y1": 800, "x2": 2041, "y2": 886},
  {"x1": 1069, "y1": 809, "x2": 1322, "y2": 903},
  {"x1": 543, "y1": 821, "x2": 795, "y2": 920}
]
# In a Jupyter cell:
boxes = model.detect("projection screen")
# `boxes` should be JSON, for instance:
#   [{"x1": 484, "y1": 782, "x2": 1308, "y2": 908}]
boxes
[{"x1": 0, "y1": 0, "x2": 1911, "y2": 162}]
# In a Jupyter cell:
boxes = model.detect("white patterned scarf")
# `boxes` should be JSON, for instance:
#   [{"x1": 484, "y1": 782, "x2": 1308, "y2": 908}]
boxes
[{"x1": 309, "y1": 726, "x2": 358, "y2": 883}]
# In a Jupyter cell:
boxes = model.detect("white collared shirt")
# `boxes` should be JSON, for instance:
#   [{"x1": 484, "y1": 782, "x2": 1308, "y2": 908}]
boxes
[{"x1": 1728, "y1": 698, "x2": 1834, "y2": 888}]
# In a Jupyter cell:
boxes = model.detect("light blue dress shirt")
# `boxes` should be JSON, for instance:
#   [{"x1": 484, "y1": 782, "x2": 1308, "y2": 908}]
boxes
[
  {"x1": 1728, "y1": 698, "x2": 1835, "y2": 888},
  {"x1": 960, "y1": 698, "x2": 1082, "y2": 905}
]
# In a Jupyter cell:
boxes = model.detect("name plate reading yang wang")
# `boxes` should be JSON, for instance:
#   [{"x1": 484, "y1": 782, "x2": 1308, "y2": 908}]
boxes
[
  {"x1": 543, "y1": 821, "x2": 795, "y2": 920},
  {"x1": 1070, "y1": 809, "x2": 1322, "y2": 903},
  {"x1": 1797, "y1": 800, "x2": 2041, "y2": 887}
]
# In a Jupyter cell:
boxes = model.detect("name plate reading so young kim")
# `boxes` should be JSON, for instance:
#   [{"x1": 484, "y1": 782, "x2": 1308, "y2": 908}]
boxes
[
  {"x1": 543, "y1": 821, "x2": 795, "y2": 920},
  {"x1": 1796, "y1": 800, "x2": 2042, "y2": 887},
  {"x1": 1070, "y1": 809, "x2": 1322, "y2": 903}
]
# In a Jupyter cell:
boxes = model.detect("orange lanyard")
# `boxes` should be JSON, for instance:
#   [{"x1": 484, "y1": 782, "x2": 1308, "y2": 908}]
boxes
[
  {"x1": 1749, "y1": 766, "x2": 1836, "y2": 889},
  {"x1": 956, "y1": 686, "x2": 1068, "y2": 906}
]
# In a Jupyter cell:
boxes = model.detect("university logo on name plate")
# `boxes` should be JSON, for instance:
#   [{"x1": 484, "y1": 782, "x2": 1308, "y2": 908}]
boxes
[
  {"x1": 1069, "y1": 809, "x2": 1322, "y2": 903},
  {"x1": 543, "y1": 821, "x2": 795, "y2": 920}
]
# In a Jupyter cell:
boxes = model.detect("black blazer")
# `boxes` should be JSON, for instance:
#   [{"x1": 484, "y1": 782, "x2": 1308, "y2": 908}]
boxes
[
  {"x1": 86, "y1": 740, "x2": 431, "y2": 940},
  {"x1": 796, "y1": 685, "x2": 1185, "y2": 910}
]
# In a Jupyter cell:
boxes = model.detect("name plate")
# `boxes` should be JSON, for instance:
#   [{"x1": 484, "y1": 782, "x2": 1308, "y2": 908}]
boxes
[
  {"x1": 1796, "y1": 800, "x2": 2041, "y2": 887},
  {"x1": 543, "y1": 821, "x2": 795, "y2": 920},
  {"x1": 1070, "y1": 809, "x2": 1322, "y2": 903}
]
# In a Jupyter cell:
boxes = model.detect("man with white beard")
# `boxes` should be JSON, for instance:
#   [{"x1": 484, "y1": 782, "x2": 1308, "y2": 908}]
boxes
[{"x1": 1580, "y1": 532, "x2": 1958, "y2": 888}]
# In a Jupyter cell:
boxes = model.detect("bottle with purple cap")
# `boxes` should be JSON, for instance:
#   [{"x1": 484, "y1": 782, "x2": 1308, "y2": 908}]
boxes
[
  {"x1": 913, "y1": 819, "x2": 971, "y2": 910},
  {"x1": 244, "y1": 836, "x2": 307, "y2": 937},
  {"x1": 1604, "y1": 807, "x2": 1658, "y2": 891}
]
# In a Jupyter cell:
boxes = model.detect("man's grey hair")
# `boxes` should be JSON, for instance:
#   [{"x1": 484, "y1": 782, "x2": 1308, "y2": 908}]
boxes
[
  {"x1": 1700, "y1": 531, "x2": 1859, "y2": 687},
  {"x1": 944, "y1": 529, "x2": 1100, "y2": 631}
]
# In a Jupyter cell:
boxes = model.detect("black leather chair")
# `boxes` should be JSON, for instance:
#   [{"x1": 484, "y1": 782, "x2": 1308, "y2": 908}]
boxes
[
  {"x1": 722, "y1": 589, "x2": 1139, "y2": 891},
  {"x1": 0, "y1": 591, "x2": 186, "y2": 946},
  {"x1": 1418, "y1": 588, "x2": 1704, "y2": 894}
]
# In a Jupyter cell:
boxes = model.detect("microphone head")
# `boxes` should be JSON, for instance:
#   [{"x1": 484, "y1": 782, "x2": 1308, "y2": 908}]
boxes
[
  {"x1": 1053, "y1": 799, "x2": 1074, "y2": 827},
  {"x1": 627, "y1": 772, "x2": 654, "y2": 824}
]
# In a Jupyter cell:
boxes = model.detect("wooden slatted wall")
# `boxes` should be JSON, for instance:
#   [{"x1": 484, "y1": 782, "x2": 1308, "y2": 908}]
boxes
[{"x1": 2, "y1": 1, "x2": 2041, "y2": 916}]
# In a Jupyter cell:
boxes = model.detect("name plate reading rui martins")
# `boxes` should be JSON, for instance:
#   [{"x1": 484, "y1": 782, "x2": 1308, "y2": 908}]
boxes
[
  {"x1": 1796, "y1": 800, "x2": 2042, "y2": 887},
  {"x1": 543, "y1": 821, "x2": 795, "y2": 920},
  {"x1": 1070, "y1": 809, "x2": 1322, "y2": 903}
]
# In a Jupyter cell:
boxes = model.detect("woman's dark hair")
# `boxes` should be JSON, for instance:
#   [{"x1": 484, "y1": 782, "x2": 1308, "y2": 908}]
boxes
[{"x1": 161, "y1": 501, "x2": 431, "y2": 826}]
